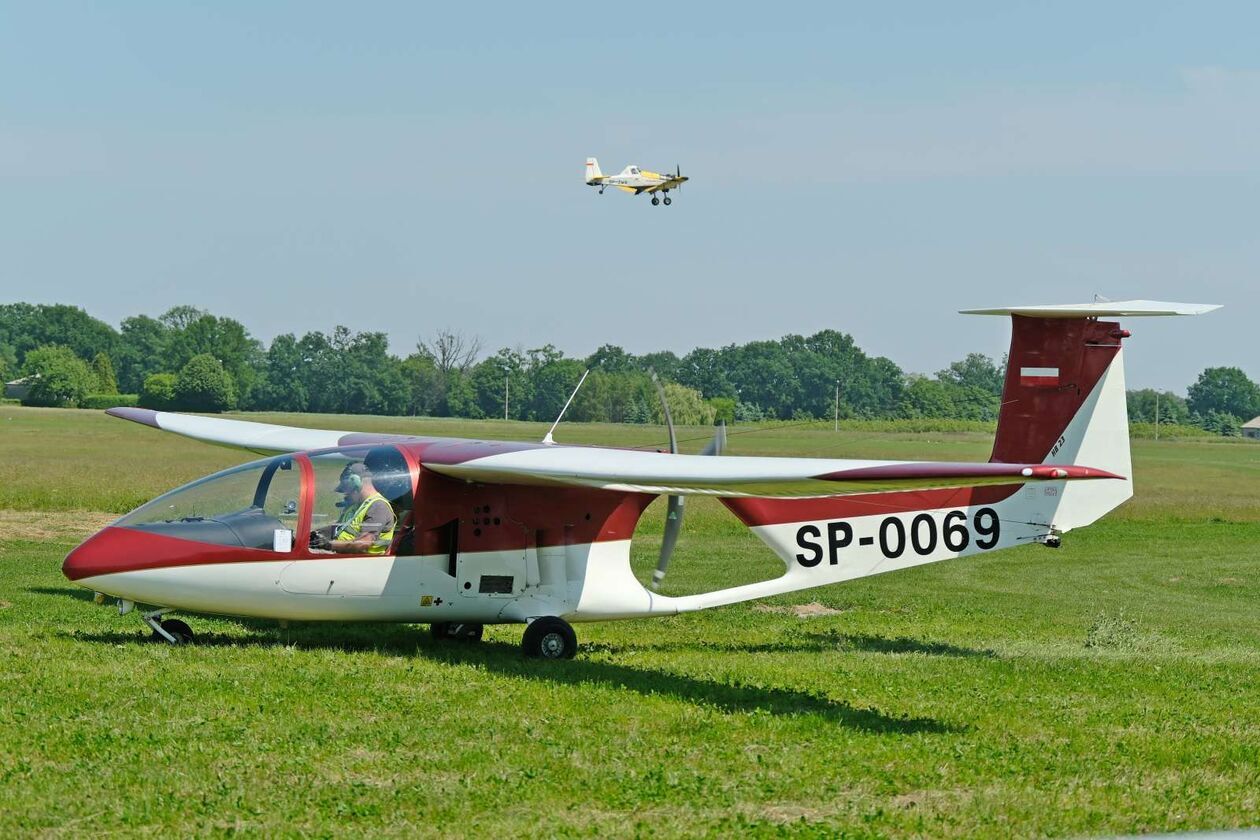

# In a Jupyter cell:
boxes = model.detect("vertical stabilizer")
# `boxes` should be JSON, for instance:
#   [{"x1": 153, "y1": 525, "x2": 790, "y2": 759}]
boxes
[{"x1": 585, "y1": 157, "x2": 602, "y2": 184}]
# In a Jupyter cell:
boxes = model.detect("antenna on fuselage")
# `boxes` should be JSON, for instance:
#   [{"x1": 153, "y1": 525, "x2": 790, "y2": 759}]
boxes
[{"x1": 542, "y1": 368, "x2": 591, "y2": 445}]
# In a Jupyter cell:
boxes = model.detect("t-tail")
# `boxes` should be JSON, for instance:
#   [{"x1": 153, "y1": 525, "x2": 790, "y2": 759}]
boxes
[
  {"x1": 655, "y1": 300, "x2": 1220, "y2": 615},
  {"x1": 969, "y1": 300, "x2": 1220, "y2": 530},
  {"x1": 585, "y1": 157, "x2": 602, "y2": 184}
]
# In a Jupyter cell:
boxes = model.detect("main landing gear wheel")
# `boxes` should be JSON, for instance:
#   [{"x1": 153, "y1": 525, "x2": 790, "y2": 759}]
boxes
[
  {"x1": 151, "y1": 618, "x2": 194, "y2": 645},
  {"x1": 521, "y1": 616, "x2": 577, "y2": 660},
  {"x1": 430, "y1": 622, "x2": 484, "y2": 642},
  {"x1": 663, "y1": 196, "x2": 672, "y2": 206},
  {"x1": 651, "y1": 196, "x2": 660, "y2": 206}
]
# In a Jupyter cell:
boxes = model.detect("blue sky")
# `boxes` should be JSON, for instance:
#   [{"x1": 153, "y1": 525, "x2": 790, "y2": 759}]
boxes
[{"x1": 2, "y1": 2, "x2": 1257, "y2": 390}]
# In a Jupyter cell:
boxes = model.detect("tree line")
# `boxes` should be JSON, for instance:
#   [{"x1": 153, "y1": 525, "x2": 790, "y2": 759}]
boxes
[{"x1": 2, "y1": 302, "x2": 1256, "y2": 434}]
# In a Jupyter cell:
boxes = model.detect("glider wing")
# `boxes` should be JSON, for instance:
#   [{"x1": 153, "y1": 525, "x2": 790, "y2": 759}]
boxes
[
  {"x1": 105, "y1": 407, "x2": 413, "y2": 454},
  {"x1": 421, "y1": 445, "x2": 1121, "y2": 497}
]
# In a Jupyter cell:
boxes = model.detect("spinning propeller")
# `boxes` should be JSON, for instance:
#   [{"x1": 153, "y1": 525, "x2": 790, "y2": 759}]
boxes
[{"x1": 649, "y1": 372, "x2": 725, "y2": 591}]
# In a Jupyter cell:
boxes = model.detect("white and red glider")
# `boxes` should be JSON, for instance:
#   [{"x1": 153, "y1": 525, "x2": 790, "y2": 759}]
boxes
[{"x1": 64, "y1": 300, "x2": 1218, "y2": 658}]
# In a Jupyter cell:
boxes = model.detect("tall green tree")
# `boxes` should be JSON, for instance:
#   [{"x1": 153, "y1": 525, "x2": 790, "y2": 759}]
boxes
[
  {"x1": 174, "y1": 354, "x2": 237, "y2": 412},
  {"x1": 1127, "y1": 389, "x2": 1191, "y2": 425},
  {"x1": 91, "y1": 352, "x2": 119, "y2": 394},
  {"x1": 248, "y1": 334, "x2": 309, "y2": 412},
  {"x1": 116, "y1": 315, "x2": 170, "y2": 394},
  {"x1": 0, "y1": 303, "x2": 118, "y2": 368},
  {"x1": 937, "y1": 353, "x2": 1005, "y2": 395},
  {"x1": 1187, "y1": 367, "x2": 1260, "y2": 421},
  {"x1": 21, "y1": 345, "x2": 97, "y2": 407}
]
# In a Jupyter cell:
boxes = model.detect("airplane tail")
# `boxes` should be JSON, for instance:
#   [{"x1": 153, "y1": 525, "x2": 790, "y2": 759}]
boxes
[
  {"x1": 970, "y1": 300, "x2": 1219, "y2": 529},
  {"x1": 585, "y1": 157, "x2": 602, "y2": 184}
]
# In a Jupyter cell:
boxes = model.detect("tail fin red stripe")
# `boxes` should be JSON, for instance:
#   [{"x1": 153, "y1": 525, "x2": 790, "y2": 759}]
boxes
[{"x1": 990, "y1": 316, "x2": 1122, "y2": 464}]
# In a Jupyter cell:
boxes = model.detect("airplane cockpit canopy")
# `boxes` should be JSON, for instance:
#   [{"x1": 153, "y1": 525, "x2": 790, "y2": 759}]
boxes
[
  {"x1": 116, "y1": 454, "x2": 302, "y2": 551},
  {"x1": 114, "y1": 445, "x2": 415, "y2": 554}
]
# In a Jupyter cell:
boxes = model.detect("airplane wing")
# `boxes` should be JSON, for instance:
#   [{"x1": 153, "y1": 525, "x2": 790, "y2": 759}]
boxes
[
  {"x1": 104, "y1": 407, "x2": 414, "y2": 454},
  {"x1": 421, "y1": 445, "x2": 1120, "y2": 497},
  {"x1": 106, "y1": 408, "x2": 1120, "y2": 497},
  {"x1": 616, "y1": 186, "x2": 638, "y2": 194},
  {"x1": 644, "y1": 179, "x2": 686, "y2": 193}
]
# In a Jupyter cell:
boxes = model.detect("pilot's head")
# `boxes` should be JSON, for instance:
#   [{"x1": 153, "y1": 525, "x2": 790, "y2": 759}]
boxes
[{"x1": 334, "y1": 462, "x2": 371, "y2": 502}]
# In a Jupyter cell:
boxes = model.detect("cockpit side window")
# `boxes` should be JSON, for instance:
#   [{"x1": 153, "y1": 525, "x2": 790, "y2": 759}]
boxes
[{"x1": 307, "y1": 446, "x2": 414, "y2": 556}]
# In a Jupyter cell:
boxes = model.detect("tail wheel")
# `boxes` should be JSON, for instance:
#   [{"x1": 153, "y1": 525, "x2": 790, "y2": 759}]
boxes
[
  {"x1": 153, "y1": 618, "x2": 194, "y2": 645},
  {"x1": 521, "y1": 616, "x2": 577, "y2": 659}
]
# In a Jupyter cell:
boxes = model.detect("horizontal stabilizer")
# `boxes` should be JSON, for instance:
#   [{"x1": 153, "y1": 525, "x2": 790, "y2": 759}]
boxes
[{"x1": 960, "y1": 300, "x2": 1220, "y2": 318}]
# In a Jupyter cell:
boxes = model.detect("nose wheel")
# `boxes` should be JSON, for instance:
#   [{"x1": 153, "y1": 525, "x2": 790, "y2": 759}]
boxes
[
  {"x1": 521, "y1": 616, "x2": 577, "y2": 659},
  {"x1": 144, "y1": 609, "x2": 195, "y2": 645}
]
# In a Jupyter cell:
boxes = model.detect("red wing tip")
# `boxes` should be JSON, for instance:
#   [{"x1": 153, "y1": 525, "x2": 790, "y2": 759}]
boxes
[{"x1": 105, "y1": 407, "x2": 160, "y2": 428}]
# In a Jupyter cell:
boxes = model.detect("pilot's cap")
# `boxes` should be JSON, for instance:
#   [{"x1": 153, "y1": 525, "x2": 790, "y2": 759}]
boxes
[{"x1": 335, "y1": 462, "x2": 369, "y2": 493}]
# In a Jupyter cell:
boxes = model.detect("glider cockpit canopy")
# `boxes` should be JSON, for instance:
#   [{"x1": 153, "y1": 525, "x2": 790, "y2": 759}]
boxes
[{"x1": 114, "y1": 444, "x2": 416, "y2": 554}]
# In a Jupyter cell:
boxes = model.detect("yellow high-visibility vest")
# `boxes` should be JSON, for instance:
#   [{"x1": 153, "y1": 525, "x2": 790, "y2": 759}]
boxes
[{"x1": 333, "y1": 492, "x2": 395, "y2": 554}]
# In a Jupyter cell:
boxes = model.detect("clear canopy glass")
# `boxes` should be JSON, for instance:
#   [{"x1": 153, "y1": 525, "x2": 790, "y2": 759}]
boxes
[{"x1": 116, "y1": 455, "x2": 302, "y2": 551}]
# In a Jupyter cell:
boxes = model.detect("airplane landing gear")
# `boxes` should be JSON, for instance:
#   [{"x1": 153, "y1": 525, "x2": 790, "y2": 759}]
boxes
[
  {"x1": 651, "y1": 196, "x2": 660, "y2": 206},
  {"x1": 145, "y1": 610, "x2": 194, "y2": 645},
  {"x1": 430, "y1": 622, "x2": 484, "y2": 642},
  {"x1": 522, "y1": 616, "x2": 577, "y2": 659},
  {"x1": 663, "y1": 195, "x2": 672, "y2": 206}
]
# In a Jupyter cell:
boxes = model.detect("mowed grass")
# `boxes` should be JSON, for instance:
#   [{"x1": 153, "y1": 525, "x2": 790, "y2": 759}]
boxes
[{"x1": 1, "y1": 406, "x2": 1259, "y2": 836}]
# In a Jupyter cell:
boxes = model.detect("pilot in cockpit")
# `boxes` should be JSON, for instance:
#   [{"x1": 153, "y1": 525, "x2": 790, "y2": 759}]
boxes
[{"x1": 309, "y1": 462, "x2": 396, "y2": 554}]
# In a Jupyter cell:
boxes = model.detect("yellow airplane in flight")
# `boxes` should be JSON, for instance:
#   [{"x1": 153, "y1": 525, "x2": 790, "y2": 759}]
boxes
[{"x1": 585, "y1": 158, "x2": 687, "y2": 206}]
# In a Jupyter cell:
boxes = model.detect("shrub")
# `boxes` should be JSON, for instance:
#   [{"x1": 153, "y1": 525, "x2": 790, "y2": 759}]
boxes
[
  {"x1": 139, "y1": 373, "x2": 178, "y2": 410},
  {"x1": 81, "y1": 393, "x2": 139, "y2": 410},
  {"x1": 1128, "y1": 422, "x2": 1215, "y2": 440},
  {"x1": 174, "y1": 354, "x2": 237, "y2": 412},
  {"x1": 21, "y1": 345, "x2": 97, "y2": 407}
]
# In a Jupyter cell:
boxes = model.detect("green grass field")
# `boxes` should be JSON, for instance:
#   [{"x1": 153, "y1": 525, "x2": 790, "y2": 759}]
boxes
[{"x1": 1, "y1": 406, "x2": 1258, "y2": 836}]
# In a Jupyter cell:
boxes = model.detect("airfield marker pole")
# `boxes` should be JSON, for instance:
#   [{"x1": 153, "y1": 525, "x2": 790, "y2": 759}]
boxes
[
  {"x1": 505, "y1": 373, "x2": 509, "y2": 421},
  {"x1": 1155, "y1": 391, "x2": 1160, "y2": 441},
  {"x1": 834, "y1": 379, "x2": 840, "y2": 431}
]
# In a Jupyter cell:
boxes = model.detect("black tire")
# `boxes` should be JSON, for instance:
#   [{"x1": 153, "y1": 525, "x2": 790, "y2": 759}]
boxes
[
  {"x1": 154, "y1": 618, "x2": 194, "y2": 645},
  {"x1": 431, "y1": 622, "x2": 484, "y2": 642},
  {"x1": 663, "y1": 196, "x2": 672, "y2": 206},
  {"x1": 651, "y1": 197, "x2": 660, "y2": 206},
  {"x1": 521, "y1": 616, "x2": 577, "y2": 660}
]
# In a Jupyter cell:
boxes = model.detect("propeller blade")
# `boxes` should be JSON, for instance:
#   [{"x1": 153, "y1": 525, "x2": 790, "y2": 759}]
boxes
[
  {"x1": 654, "y1": 494, "x2": 684, "y2": 590},
  {"x1": 701, "y1": 420, "x2": 726, "y2": 456},
  {"x1": 650, "y1": 379, "x2": 725, "y2": 591},
  {"x1": 650, "y1": 371, "x2": 680, "y2": 591}
]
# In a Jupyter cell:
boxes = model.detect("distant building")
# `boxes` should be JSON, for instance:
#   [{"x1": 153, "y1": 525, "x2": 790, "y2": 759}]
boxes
[
  {"x1": 4, "y1": 376, "x2": 34, "y2": 401},
  {"x1": 1244, "y1": 417, "x2": 1260, "y2": 440}
]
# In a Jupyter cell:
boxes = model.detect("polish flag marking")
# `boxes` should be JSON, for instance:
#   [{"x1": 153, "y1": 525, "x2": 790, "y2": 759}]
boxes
[{"x1": 1020, "y1": 366, "x2": 1060, "y2": 387}]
